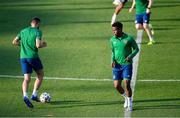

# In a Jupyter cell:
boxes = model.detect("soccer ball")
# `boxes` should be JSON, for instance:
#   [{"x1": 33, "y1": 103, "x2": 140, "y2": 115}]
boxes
[{"x1": 40, "y1": 92, "x2": 51, "y2": 103}]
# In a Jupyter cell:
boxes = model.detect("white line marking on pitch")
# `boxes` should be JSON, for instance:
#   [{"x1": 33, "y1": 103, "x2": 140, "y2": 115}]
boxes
[
  {"x1": 0, "y1": 75, "x2": 111, "y2": 81},
  {"x1": 0, "y1": 74, "x2": 180, "y2": 82},
  {"x1": 139, "y1": 80, "x2": 180, "y2": 82}
]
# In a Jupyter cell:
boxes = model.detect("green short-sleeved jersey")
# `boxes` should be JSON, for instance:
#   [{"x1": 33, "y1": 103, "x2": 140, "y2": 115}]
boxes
[
  {"x1": 17, "y1": 27, "x2": 42, "y2": 58},
  {"x1": 110, "y1": 33, "x2": 139, "y2": 65},
  {"x1": 135, "y1": 0, "x2": 148, "y2": 14}
]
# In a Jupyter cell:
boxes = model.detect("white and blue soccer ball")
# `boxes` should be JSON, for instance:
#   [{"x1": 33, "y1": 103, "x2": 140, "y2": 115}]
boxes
[{"x1": 40, "y1": 92, "x2": 51, "y2": 103}]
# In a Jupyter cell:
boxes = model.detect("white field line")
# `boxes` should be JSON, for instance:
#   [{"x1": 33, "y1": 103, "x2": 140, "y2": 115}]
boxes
[
  {"x1": 138, "y1": 79, "x2": 180, "y2": 82},
  {"x1": 0, "y1": 74, "x2": 111, "y2": 82},
  {"x1": 0, "y1": 74, "x2": 180, "y2": 82}
]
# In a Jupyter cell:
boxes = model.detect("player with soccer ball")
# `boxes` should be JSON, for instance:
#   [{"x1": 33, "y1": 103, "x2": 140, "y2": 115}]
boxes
[{"x1": 12, "y1": 17, "x2": 47, "y2": 108}]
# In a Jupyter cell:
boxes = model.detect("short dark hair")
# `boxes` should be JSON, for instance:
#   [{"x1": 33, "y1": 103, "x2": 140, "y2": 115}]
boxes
[
  {"x1": 31, "y1": 17, "x2": 41, "y2": 23},
  {"x1": 112, "y1": 21, "x2": 123, "y2": 29}
]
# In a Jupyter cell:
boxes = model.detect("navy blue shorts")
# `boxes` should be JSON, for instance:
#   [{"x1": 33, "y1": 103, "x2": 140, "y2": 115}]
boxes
[
  {"x1": 135, "y1": 13, "x2": 150, "y2": 24},
  {"x1": 20, "y1": 58, "x2": 43, "y2": 74},
  {"x1": 112, "y1": 64, "x2": 132, "y2": 80}
]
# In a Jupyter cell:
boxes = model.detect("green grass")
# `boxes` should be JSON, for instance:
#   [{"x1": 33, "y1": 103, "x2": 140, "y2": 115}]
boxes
[{"x1": 0, "y1": 0, "x2": 180, "y2": 117}]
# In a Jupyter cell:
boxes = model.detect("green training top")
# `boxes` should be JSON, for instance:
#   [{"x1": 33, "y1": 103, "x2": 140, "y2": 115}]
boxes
[
  {"x1": 135, "y1": 0, "x2": 148, "y2": 14},
  {"x1": 17, "y1": 27, "x2": 42, "y2": 58},
  {"x1": 110, "y1": 33, "x2": 139, "y2": 65}
]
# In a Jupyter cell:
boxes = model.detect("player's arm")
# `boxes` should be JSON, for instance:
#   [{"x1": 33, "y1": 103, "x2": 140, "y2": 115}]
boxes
[
  {"x1": 12, "y1": 36, "x2": 20, "y2": 46},
  {"x1": 129, "y1": 0, "x2": 135, "y2": 13},
  {"x1": 126, "y1": 38, "x2": 139, "y2": 62},
  {"x1": 36, "y1": 30, "x2": 47, "y2": 48},
  {"x1": 36, "y1": 38, "x2": 47, "y2": 48},
  {"x1": 146, "y1": 0, "x2": 153, "y2": 14}
]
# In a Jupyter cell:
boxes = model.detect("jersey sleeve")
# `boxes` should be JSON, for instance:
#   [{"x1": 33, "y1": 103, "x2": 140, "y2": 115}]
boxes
[
  {"x1": 128, "y1": 37, "x2": 139, "y2": 59},
  {"x1": 36, "y1": 30, "x2": 42, "y2": 40}
]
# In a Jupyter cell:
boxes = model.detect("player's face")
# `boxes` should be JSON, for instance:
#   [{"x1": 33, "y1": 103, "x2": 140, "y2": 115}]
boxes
[
  {"x1": 31, "y1": 21, "x2": 40, "y2": 28},
  {"x1": 112, "y1": 27, "x2": 121, "y2": 37}
]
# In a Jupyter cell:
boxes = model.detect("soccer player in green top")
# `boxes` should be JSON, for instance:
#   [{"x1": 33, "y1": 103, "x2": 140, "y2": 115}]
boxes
[
  {"x1": 12, "y1": 17, "x2": 47, "y2": 108},
  {"x1": 129, "y1": 0, "x2": 155, "y2": 45},
  {"x1": 110, "y1": 21, "x2": 139, "y2": 111}
]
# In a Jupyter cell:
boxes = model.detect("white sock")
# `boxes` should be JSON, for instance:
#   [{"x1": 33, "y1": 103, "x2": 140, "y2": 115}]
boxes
[
  {"x1": 32, "y1": 89, "x2": 38, "y2": 97},
  {"x1": 111, "y1": 13, "x2": 117, "y2": 25},
  {"x1": 149, "y1": 36, "x2": 154, "y2": 41},
  {"x1": 23, "y1": 92, "x2": 28, "y2": 98},
  {"x1": 127, "y1": 97, "x2": 132, "y2": 107}
]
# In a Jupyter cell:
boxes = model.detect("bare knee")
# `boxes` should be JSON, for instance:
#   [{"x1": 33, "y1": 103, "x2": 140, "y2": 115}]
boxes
[
  {"x1": 24, "y1": 74, "x2": 31, "y2": 83},
  {"x1": 24, "y1": 78, "x2": 31, "y2": 84},
  {"x1": 114, "y1": 82, "x2": 119, "y2": 89},
  {"x1": 36, "y1": 70, "x2": 44, "y2": 80},
  {"x1": 143, "y1": 23, "x2": 149, "y2": 30},
  {"x1": 135, "y1": 24, "x2": 143, "y2": 30}
]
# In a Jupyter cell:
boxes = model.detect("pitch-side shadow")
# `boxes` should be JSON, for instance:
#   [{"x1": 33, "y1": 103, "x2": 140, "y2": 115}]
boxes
[{"x1": 133, "y1": 98, "x2": 180, "y2": 111}]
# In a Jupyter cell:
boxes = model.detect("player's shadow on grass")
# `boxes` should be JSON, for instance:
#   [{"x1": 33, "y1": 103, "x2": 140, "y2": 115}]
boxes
[
  {"x1": 49, "y1": 100, "x2": 122, "y2": 108},
  {"x1": 154, "y1": 27, "x2": 179, "y2": 31},
  {"x1": 133, "y1": 98, "x2": 180, "y2": 111},
  {"x1": 155, "y1": 41, "x2": 180, "y2": 45},
  {"x1": 137, "y1": 41, "x2": 180, "y2": 45}
]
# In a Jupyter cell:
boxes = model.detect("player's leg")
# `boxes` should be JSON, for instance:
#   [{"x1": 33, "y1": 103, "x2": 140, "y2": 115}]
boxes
[
  {"x1": 114, "y1": 80, "x2": 128, "y2": 108},
  {"x1": 20, "y1": 58, "x2": 34, "y2": 108},
  {"x1": 22, "y1": 74, "x2": 31, "y2": 98},
  {"x1": 124, "y1": 79, "x2": 132, "y2": 111},
  {"x1": 143, "y1": 13, "x2": 155, "y2": 45},
  {"x1": 122, "y1": 64, "x2": 133, "y2": 111},
  {"x1": 111, "y1": 0, "x2": 127, "y2": 25},
  {"x1": 112, "y1": 64, "x2": 127, "y2": 108},
  {"x1": 135, "y1": 14, "x2": 144, "y2": 30},
  {"x1": 32, "y1": 69, "x2": 44, "y2": 101},
  {"x1": 30, "y1": 58, "x2": 44, "y2": 102},
  {"x1": 149, "y1": 23, "x2": 154, "y2": 35},
  {"x1": 113, "y1": 80, "x2": 124, "y2": 94},
  {"x1": 135, "y1": 13, "x2": 144, "y2": 43},
  {"x1": 23, "y1": 74, "x2": 34, "y2": 108},
  {"x1": 135, "y1": 24, "x2": 143, "y2": 30}
]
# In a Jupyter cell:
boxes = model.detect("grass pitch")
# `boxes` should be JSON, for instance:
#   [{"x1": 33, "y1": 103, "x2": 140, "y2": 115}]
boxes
[{"x1": 0, "y1": 0, "x2": 180, "y2": 117}]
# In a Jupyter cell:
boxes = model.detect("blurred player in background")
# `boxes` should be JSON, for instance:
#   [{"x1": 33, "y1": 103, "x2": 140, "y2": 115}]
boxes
[
  {"x1": 111, "y1": 0, "x2": 128, "y2": 25},
  {"x1": 110, "y1": 21, "x2": 139, "y2": 111},
  {"x1": 12, "y1": 17, "x2": 47, "y2": 108},
  {"x1": 129, "y1": 0, "x2": 155, "y2": 45}
]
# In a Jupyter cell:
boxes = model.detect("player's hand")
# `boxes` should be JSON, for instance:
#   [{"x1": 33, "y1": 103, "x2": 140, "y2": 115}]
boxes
[
  {"x1": 111, "y1": 62, "x2": 115, "y2": 68},
  {"x1": 129, "y1": 8, "x2": 133, "y2": 13},
  {"x1": 126, "y1": 57, "x2": 132, "y2": 62},
  {"x1": 146, "y1": 8, "x2": 151, "y2": 14},
  {"x1": 41, "y1": 40, "x2": 47, "y2": 47}
]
